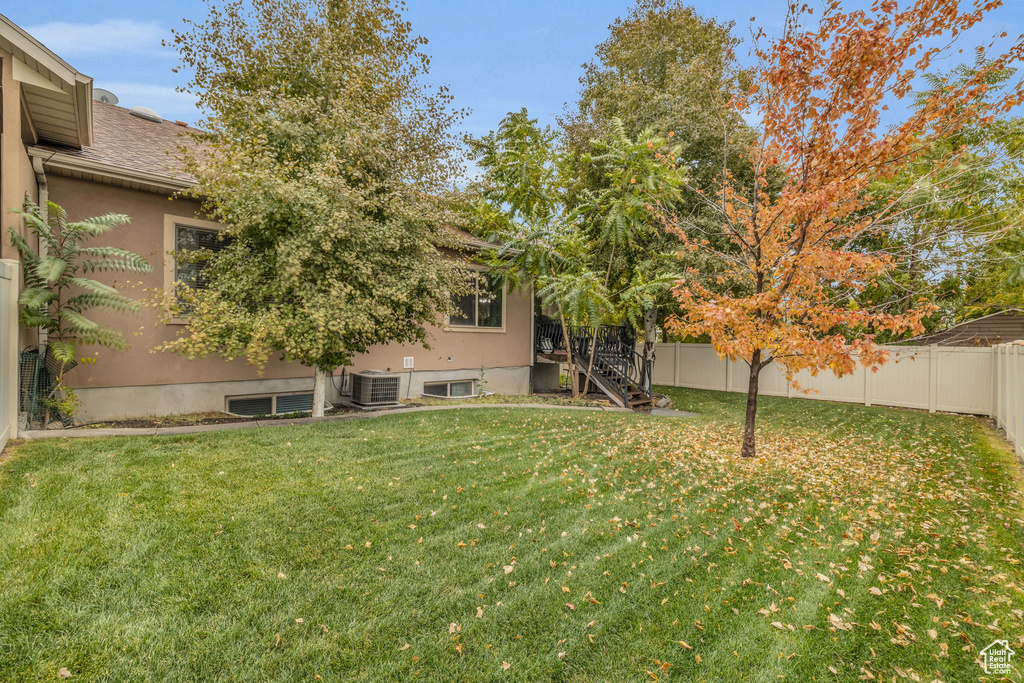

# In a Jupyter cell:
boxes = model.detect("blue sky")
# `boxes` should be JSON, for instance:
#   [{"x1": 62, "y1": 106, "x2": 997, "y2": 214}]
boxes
[{"x1": 5, "y1": 0, "x2": 1024, "y2": 138}]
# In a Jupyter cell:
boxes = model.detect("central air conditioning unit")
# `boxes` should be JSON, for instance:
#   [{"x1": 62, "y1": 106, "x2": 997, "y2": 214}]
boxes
[{"x1": 351, "y1": 370, "x2": 401, "y2": 406}]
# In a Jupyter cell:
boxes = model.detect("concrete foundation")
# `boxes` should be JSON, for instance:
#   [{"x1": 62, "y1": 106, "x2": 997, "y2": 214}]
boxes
[
  {"x1": 75, "y1": 365, "x2": 532, "y2": 421},
  {"x1": 532, "y1": 362, "x2": 563, "y2": 393}
]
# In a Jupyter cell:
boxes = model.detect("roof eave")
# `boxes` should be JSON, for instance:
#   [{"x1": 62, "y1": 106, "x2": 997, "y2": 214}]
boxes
[
  {"x1": 74, "y1": 74, "x2": 93, "y2": 147},
  {"x1": 0, "y1": 14, "x2": 79, "y2": 81},
  {"x1": 0, "y1": 13, "x2": 93, "y2": 149},
  {"x1": 29, "y1": 146, "x2": 196, "y2": 195}
]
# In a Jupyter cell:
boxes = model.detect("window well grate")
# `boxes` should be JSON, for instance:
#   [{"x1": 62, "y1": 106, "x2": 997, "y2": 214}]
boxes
[
  {"x1": 276, "y1": 393, "x2": 314, "y2": 413},
  {"x1": 227, "y1": 396, "x2": 273, "y2": 416}
]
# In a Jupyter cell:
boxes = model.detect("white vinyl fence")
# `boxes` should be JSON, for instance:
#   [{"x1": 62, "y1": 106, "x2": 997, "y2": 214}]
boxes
[
  {"x1": 0, "y1": 260, "x2": 19, "y2": 453},
  {"x1": 992, "y1": 343, "x2": 1024, "y2": 460},
  {"x1": 651, "y1": 342, "x2": 1024, "y2": 459}
]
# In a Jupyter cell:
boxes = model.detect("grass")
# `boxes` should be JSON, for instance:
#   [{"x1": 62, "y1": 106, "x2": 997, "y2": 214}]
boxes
[
  {"x1": 68, "y1": 393, "x2": 599, "y2": 429},
  {"x1": 1, "y1": 387, "x2": 1022, "y2": 682}
]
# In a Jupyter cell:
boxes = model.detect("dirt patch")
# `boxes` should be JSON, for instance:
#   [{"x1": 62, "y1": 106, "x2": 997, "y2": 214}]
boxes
[
  {"x1": 68, "y1": 406, "x2": 356, "y2": 430},
  {"x1": 405, "y1": 392, "x2": 609, "y2": 408}
]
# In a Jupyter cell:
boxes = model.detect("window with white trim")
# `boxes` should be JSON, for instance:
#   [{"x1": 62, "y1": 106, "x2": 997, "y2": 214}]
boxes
[
  {"x1": 422, "y1": 380, "x2": 476, "y2": 398},
  {"x1": 450, "y1": 272, "x2": 503, "y2": 328}
]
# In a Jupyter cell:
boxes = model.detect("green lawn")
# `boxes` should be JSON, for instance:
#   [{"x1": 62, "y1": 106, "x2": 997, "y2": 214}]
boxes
[{"x1": 1, "y1": 387, "x2": 1022, "y2": 682}]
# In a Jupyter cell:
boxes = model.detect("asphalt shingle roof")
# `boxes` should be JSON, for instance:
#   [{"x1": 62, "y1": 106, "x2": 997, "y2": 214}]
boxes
[
  {"x1": 36, "y1": 101, "x2": 486, "y2": 249},
  {"x1": 37, "y1": 100, "x2": 196, "y2": 183}
]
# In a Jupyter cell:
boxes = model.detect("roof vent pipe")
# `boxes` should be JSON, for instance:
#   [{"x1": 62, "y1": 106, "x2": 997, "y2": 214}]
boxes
[{"x1": 128, "y1": 106, "x2": 162, "y2": 123}]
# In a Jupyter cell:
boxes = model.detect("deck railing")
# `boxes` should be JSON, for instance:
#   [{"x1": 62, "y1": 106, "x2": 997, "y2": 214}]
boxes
[{"x1": 534, "y1": 318, "x2": 652, "y2": 406}]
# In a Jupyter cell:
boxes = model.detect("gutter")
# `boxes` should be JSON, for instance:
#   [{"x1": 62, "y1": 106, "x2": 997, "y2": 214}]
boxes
[{"x1": 27, "y1": 146, "x2": 196, "y2": 195}]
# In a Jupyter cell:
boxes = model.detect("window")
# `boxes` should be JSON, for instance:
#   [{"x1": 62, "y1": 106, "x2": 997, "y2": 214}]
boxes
[
  {"x1": 175, "y1": 224, "x2": 231, "y2": 291},
  {"x1": 422, "y1": 380, "x2": 476, "y2": 398},
  {"x1": 450, "y1": 272, "x2": 503, "y2": 328}
]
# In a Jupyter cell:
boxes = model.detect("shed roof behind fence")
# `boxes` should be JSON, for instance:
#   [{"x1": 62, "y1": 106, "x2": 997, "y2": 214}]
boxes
[{"x1": 913, "y1": 310, "x2": 1024, "y2": 347}]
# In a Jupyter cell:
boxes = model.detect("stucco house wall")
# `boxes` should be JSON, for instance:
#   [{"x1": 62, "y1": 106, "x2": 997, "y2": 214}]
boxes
[
  {"x1": 1, "y1": 49, "x2": 40, "y2": 256},
  {"x1": 45, "y1": 174, "x2": 532, "y2": 421},
  {"x1": 0, "y1": 48, "x2": 42, "y2": 352},
  {"x1": 2, "y1": 14, "x2": 536, "y2": 422}
]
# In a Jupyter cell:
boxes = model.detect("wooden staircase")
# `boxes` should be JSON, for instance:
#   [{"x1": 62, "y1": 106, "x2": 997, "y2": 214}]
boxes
[{"x1": 535, "y1": 317, "x2": 654, "y2": 410}]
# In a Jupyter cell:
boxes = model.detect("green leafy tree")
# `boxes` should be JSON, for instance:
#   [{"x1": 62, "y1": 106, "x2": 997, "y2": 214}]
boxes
[
  {"x1": 561, "y1": 0, "x2": 748, "y2": 179},
  {"x1": 857, "y1": 61, "x2": 1024, "y2": 331},
  {"x1": 165, "y1": 0, "x2": 467, "y2": 416},
  {"x1": 571, "y1": 120, "x2": 684, "y2": 379},
  {"x1": 9, "y1": 199, "x2": 151, "y2": 418},
  {"x1": 561, "y1": 0, "x2": 754, "y2": 352},
  {"x1": 470, "y1": 111, "x2": 681, "y2": 397},
  {"x1": 468, "y1": 110, "x2": 589, "y2": 395}
]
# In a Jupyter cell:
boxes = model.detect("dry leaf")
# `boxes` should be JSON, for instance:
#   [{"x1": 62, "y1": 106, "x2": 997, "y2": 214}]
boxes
[{"x1": 828, "y1": 613, "x2": 852, "y2": 631}]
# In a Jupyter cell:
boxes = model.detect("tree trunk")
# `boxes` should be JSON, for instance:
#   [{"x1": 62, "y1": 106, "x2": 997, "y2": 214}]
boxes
[
  {"x1": 558, "y1": 316, "x2": 580, "y2": 397},
  {"x1": 641, "y1": 307, "x2": 658, "y2": 388},
  {"x1": 741, "y1": 350, "x2": 762, "y2": 459},
  {"x1": 313, "y1": 366, "x2": 328, "y2": 418},
  {"x1": 581, "y1": 326, "x2": 599, "y2": 397}
]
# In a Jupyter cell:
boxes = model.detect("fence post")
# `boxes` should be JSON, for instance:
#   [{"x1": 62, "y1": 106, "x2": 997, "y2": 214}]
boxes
[
  {"x1": 927, "y1": 345, "x2": 938, "y2": 414},
  {"x1": 1011, "y1": 348, "x2": 1019, "y2": 454},
  {"x1": 987, "y1": 348, "x2": 995, "y2": 421},
  {"x1": 863, "y1": 351, "x2": 872, "y2": 407},
  {"x1": 0, "y1": 259, "x2": 19, "y2": 448},
  {"x1": 1001, "y1": 345, "x2": 1008, "y2": 430},
  {"x1": 1010, "y1": 346, "x2": 1017, "y2": 444},
  {"x1": 995, "y1": 346, "x2": 1002, "y2": 428},
  {"x1": 725, "y1": 355, "x2": 733, "y2": 393},
  {"x1": 673, "y1": 342, "x2": 681, "y2": 387}
]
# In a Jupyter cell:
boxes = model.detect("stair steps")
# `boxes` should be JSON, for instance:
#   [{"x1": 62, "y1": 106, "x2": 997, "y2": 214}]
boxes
[{"x1": 536, "y1": 319, "x2": 653, "y2": 411}]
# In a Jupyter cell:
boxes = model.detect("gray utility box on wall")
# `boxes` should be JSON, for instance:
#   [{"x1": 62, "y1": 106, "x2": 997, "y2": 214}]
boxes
[{"x1": 351, "y1": 370, "x2": 401, "y2": 406}]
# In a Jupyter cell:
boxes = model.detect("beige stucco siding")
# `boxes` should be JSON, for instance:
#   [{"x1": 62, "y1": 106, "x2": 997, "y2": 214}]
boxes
[
  {"x1": 1, "y1": 49, "x2": 40, "y2": 259},
  {"x1": 45, "y1": 175, "x2": 532, "y2": 400},
  {"x1": 1, "y1": 50, "x2": 41, "y2": 353}
]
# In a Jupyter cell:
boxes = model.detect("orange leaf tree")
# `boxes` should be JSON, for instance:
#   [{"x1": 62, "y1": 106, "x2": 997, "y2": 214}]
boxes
[{"x1": 663, "y1": 0, "x2": 1024, "y2": 457}]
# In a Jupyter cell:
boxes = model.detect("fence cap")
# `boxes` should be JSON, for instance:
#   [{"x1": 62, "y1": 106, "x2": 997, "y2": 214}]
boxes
[{"x1": 0, "y1": 259, "x2": 17, "y2": 280}]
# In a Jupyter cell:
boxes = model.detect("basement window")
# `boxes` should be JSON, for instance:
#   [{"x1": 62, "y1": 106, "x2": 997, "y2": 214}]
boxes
[
  {"x1": 422, "y1": 380, "x2": 476, "y2": 398},
  {"x1": 226, "y1": 392, "x2": 314, "y2": 416}
]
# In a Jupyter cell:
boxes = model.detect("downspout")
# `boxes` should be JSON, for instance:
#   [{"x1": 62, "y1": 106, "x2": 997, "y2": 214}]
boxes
[{"x1": 30, "y1": 155, "x2": 47, "y2": 347}]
